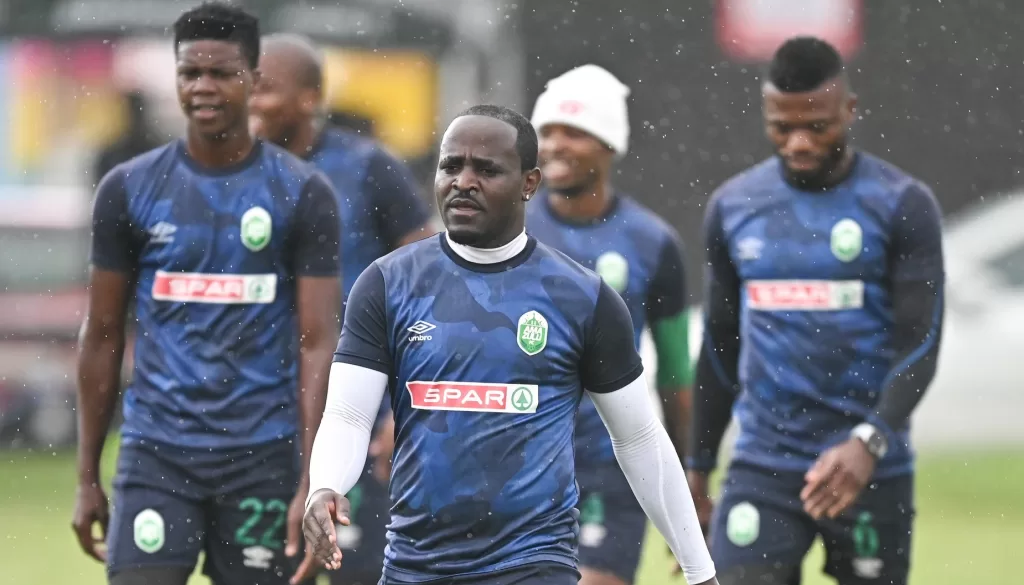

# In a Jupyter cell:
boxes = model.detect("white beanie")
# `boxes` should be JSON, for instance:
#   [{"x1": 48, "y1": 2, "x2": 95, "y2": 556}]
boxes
[{"x1": 530, "y1": 64, "x2": 631, "y2": 155}]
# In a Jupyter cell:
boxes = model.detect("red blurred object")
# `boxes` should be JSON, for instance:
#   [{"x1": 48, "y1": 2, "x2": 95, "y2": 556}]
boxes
[{"x1": 716, "y1": 0, "x2": 863, "y2": 62}]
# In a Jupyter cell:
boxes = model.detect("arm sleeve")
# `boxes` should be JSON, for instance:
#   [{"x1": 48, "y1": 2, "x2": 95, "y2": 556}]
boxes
[
  {"x1": 293, "y1": 172, "x2": 342, "y2": 277},
  {"x1": 646, "y1": 233, "x2": 693, "y2": 389},
  {"x1": 687, "y1": 196, "x2": 742, "y2": 472},
  {"x1": 871, "y1": 184, "x2": 945, "y2": 439},
  {"x1": 589, "y1": 376, "x2": 716, "y2": 584},
  {"x1": 306, "y1": 361, "x2": 388, "y2": 509},
  {"x1": 90, "y1": 168, "x2": 137, "y2": 272},
  {"x1": 580, "y1": 281, "x2": 645, "y2": 394},
  {"x1": 365, "y1": 149, "x2": 431, "y2": 246},
  {"x1": 333, "y1": 263, "x2": 393, "y2": 374}
]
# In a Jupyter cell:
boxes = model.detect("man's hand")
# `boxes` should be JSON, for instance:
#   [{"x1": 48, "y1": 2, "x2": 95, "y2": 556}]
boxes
[
  {"x1": 72, "y1": 481, "x2": 109, "y2": 563},
  {"x1": 286, "y1": 485, "x2": 317, "y2": 584},
  {"x1": 801, "y1": 438, "x2": 876, "y2": 520},
  {"x1": 303, "y1": 489, "x2": 351, "y2": 571},
  {"x1": 369, "y1": 415, "x2": 395, "y2": 486}
]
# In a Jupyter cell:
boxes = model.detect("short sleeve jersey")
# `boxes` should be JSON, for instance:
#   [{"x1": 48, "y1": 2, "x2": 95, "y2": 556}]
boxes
[
  {"x1": 334, "y1": 234, "x2": 643, "y2": 581},
  {"x1": 90, "y1": 140, "x2": 340, "y2": 449}
]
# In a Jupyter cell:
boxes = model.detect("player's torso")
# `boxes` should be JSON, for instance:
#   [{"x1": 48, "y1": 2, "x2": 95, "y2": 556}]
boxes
[
  {"x1": 527, "y1": 192, "x2": 658, "y2": 464},
  {"x1": 721, "y1": 155, "x2": 912, "y2": 473},
  {"x1": 122, "y1": 141, "x2": 310, "y2": 448},
  {"x1": 310, "y1": 130, "x2": 389, "y2": 296},
  {"x1": 377, "y1": 237, "x2": 597, "y2": 577}
]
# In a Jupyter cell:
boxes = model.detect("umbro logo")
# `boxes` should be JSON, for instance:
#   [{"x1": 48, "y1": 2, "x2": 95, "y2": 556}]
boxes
[
  {"x1": 148, "y1": 222, "x2": 177, "y2": 244},
  {"x1": 407, "y1": 320, "x2": 436, "y2": 342}
]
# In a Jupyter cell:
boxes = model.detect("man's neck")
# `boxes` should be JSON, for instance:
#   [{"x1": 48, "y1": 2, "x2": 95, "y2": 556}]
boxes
[
  {"x1": 547, "y1": 179, "x2": 614, "y2": 222},
  {"x1": 284, "y1": 118, "x2": 324, "y2": 160},
  {"x1": 186, "y1": 127, "x2": 255, "y2": 169}
]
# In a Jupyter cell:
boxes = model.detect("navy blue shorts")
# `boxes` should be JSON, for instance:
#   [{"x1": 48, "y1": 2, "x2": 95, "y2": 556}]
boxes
[
  {"x1": 107, "y1": 437, "x2": 307, "y2": 585},
  {"x1": 327, "y1": 469, "x2": 391, "y2": 585},
  {"x1": 378, "y1": 563, "x2": 579, "y2": 585},
  {"x1": 710, "y1": 462, "x2": 914, "y2": 585},
  {"x1": 574, "y1": 460, "x2": 646, "y2": 583}
]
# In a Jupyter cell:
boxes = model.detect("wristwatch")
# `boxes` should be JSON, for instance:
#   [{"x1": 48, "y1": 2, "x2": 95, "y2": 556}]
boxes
[{"x1": 851, "y1": 423, "x2": 888, "y2": 460}]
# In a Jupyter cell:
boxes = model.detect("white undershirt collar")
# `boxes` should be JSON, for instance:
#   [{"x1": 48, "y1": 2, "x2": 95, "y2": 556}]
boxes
[{"x1": 445, "y1": 230, "x2": 528, "y2": 265}]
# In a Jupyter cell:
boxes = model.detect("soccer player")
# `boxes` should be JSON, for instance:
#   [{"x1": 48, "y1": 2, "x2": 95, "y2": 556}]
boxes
[
  {"x1": 72, "y1": 3, "x2": 341, "y2": 585},
  {"x1": 527, "y1": 64, "x2": 693, "y2": 585},
  {"x1": 249, "y1": 33, "x2": 435, "y2": 585},
  {"x1": 302, "y1": 105, "x2": 718, "y2": 585},
  {"x1": 688, "y1": 37, "x2": 945, "y2": 585}
]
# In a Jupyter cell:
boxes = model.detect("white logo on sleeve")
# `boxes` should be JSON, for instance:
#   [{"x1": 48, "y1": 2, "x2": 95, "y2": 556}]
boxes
[{"x1": 407, "y1": 320, "x2": 436, "y2": 342}]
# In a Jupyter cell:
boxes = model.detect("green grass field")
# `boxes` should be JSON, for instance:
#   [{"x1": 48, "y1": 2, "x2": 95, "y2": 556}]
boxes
[{"x1": 2, "y1": 446, "x2": 1019, "y2": 584}]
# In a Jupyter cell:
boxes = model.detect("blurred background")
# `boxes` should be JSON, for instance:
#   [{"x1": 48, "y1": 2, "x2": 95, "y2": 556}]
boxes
[{"x1": 1, "y1": 0, "x2": 1022, "y2": 583}]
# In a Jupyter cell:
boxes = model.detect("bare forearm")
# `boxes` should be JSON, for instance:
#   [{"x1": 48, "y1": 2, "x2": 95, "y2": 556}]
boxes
[
  {"x1": 76, "y1": 334, "x2": 124, "y2": 485},
  {"x1": 659, "y1": 387, "x2": 692, "y2": 462},
  {"x1": 298, "y1": 342, "x2": 335, "y2": 488}
]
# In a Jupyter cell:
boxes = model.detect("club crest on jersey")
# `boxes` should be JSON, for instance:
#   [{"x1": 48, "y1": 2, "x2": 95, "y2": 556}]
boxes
[
  {"x1": 240, "y1": 206, "x2": 272, "y2": 252},
  {"x1": 595, "y1": 251, "x2": 629, "y2": 293},
  {"x1": 517, "y1": 311, "x2": 548, "y2": 356},
  {"x1": 830, "y1": 218, "x2": 863, "y2": 262}
]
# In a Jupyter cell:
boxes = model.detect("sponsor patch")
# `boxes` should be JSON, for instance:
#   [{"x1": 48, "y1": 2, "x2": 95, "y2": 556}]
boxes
[
  {"x1": 152, "y1": 270, "x2": 277, "y2": 304},
  {"x1": 406, "y1": 381, "x2": 539, "y2": 414},
  {"x1": 746, "y1": 279, "x2": 863, "y2": 311}
]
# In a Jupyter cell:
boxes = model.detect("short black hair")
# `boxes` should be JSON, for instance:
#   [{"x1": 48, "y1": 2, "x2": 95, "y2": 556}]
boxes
[
  {"x1": 455, "y1": 105, "x2": 538, "y2": 170},
  {"x1": 767, "y1": 36, "x2": 846, "y2": 93},
  {"x1": 173, "y1": 2, "x2": 260, "y2": 69}
]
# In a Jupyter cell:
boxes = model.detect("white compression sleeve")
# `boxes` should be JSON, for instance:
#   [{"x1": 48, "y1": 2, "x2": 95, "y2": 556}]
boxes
[
  {"x1": 589, "y1": 377, "x2": 717, "y2": 584},
  {"x1": 306, "y1": 362, "x2": 389, "y2": 510}
]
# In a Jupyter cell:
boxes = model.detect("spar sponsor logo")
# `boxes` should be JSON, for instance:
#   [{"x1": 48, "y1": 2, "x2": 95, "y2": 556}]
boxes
[
  {"x1": 152, "y1": 270, "x2": 277, "y2": 304},
  {"x1": 746, "y1": 279, "x2": 863, "y2": 311},
  {"x1": 406, "y1": 381, "x2": 539, "y2": 414}
]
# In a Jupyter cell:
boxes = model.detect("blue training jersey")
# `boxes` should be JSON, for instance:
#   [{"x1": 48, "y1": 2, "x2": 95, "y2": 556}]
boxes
[
  {"x1": 527, "y1": 191, "x2": 688, "y2": 464},
  {"x1": 308, "y1": 126, "x2": 431, "y2": 297},
  {"x1": 334, "y1": 234, "x2": 644, "y2": 581},
  {"x1": 90, "y1": 139, "x2": 340, "y2": 450},
  {"x1": 702, "y1": 153, "x2": 943, "y2": 478}
]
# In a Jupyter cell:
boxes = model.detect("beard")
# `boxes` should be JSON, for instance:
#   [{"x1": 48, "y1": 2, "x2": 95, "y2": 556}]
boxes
[{"x1": 781, "y1": 139, "x2": 850, "y2": 191}]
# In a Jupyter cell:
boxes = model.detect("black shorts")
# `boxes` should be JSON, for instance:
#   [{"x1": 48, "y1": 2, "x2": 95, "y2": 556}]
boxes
[
  {"x1": 574, "y1": 460, "x2": 646, "y2": 583},
  {"x1": 710, "y1": 462, "x2": 915, "y2": 585},
  {"x1": 107, "y1": 438, "x2": 306, "y2": 585},
  {"x1": 378, "y1": 563, "x2": 579, "y2": 585}
]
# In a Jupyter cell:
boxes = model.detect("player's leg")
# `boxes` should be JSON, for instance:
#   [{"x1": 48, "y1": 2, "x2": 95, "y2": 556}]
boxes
[
  {"x1": 709, "y1": 462, "x2": 817, "y2": 585},
  {"x1": 576, "y1": 462, "x2": 646, "y2": 585},
  {"x1": 327, "y1": 472, "x2": 391, "y2": 585},
  {"x1": 818, "y1": 473, "x2": 914, "y2": 585},
  {"x1": 202, "y1": 440, "x2": 312, "y2": 585},
  {"x1": 106, "y1": 441, "x2": 205, "y2": 585}
]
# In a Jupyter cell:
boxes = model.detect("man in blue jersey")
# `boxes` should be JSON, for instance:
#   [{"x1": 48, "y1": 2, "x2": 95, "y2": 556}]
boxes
[
  {"x1": 527, "y1": 64, "x2": 693, "y2": 585},
  {"x1": 249, "y1": 33, "x2": 435, "y2": 585},
  {"x1": 688, "y1": 37, "x2": 945, "y2": 585},
  {"x1": 72, "y1": 4, "x2": 341, "y2": 585},
  {"x1": 302, "y1": 105, "x2": 718, "y2": 585}
]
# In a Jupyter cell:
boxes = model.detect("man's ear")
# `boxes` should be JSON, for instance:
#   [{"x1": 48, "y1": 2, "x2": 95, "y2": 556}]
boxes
[
  {"x1": 522, "y1": 167, "x2": 542, "y2": 201},
  {"x1": 300, "y1": 88, "x2": 322, "y2": 117}
]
